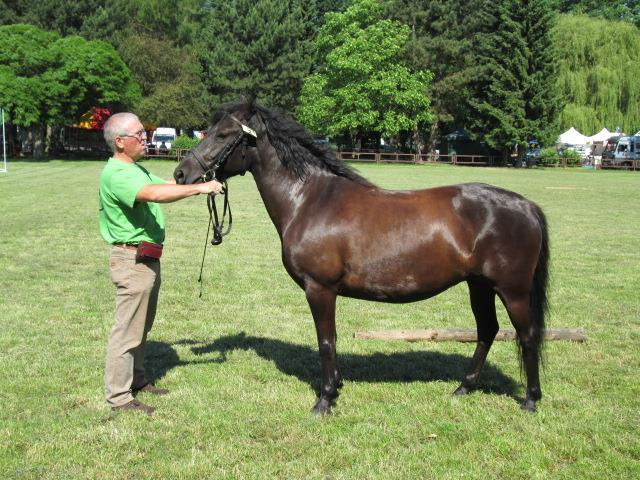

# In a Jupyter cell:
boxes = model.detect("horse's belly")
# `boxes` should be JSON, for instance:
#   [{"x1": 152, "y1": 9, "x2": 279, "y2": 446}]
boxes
[{"x1": 338, "y1": 271, "x2": 464, "y2": 303}]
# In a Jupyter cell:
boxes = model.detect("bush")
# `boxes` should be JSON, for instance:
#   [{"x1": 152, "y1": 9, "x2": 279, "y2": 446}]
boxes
[
  {"x1": 172, "y1": 135, "x2": 201, "y2": 150},
  {"x1": 538, "y1": 147, "x2": 581, "y2": 166},
  {"x1": 563, "y1": 149, "x2": 582, "y2": 165},
  {"x1": 539, "y1": 147, "x2": 559, "y2": 166}
]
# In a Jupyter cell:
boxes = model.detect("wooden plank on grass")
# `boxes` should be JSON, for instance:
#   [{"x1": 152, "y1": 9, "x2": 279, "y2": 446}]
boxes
[{"x1": 353, "y1": 328, "x2": 587, "y2": 342}]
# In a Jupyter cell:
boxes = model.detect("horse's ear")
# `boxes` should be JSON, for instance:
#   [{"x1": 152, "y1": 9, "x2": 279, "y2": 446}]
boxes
[{"x1": 246, "y1": 94, "x2": 258, "y2": 114}]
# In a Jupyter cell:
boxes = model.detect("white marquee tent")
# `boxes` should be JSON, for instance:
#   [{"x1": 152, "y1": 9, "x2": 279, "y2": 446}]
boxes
[
  {"x1": 588, "y1": 128, "x2": 613, "y2": 143},
  {"x1": 557, "y1": 127, "x2": 589, "y2": 145}
]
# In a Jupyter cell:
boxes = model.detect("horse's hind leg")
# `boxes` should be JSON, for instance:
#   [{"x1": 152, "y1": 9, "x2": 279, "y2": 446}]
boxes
[
  {"x1": 454, "y1": 279, "x2": 499, "y2": 396},
  {"x1": 500, "y1": 291, "x2": 542, "y2": 412}
]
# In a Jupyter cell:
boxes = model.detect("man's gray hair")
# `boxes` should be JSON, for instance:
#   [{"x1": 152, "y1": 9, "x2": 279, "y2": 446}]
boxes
[{"x1": 103, "y1": 112, "x2": 140, "y2": 152}]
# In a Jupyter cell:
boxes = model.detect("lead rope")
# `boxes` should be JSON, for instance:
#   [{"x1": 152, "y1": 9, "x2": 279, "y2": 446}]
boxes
[{"x1": 197, "y1": 182, "x2": 231, "y2": 298}]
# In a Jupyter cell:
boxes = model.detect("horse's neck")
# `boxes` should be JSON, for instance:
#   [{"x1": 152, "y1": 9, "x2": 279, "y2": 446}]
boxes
[{"x1": 250, "y1": 149, "x2": 318, "y2": 237}]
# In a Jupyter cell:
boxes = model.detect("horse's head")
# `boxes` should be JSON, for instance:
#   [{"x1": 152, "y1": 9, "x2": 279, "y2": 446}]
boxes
[{"x1": 174, "y1": 102, "x2": 259, "y2": 185}]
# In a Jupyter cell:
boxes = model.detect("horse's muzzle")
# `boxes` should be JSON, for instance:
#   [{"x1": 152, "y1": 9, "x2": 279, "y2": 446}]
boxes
[{"x1": 173, "y1": 168, "x2": 185, "y2": 184}]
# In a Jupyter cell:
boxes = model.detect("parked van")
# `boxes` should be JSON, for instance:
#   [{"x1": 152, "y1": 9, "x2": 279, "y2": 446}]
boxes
[
  {"x1": 611, "y1": 135, "x2": 640, "y2": 165},
  {"x1": 150, "y1": 127, "x2": 177, "y2": 151}
]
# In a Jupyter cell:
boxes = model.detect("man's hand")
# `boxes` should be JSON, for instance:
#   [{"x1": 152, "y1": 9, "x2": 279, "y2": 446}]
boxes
[{"x1": 197, "y1": 180, "x2": 224, "y2": 195}]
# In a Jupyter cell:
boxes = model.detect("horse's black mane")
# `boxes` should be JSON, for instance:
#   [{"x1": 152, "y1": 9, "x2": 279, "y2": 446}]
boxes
[{"x1": 212, "y1": 101, "x2": 374, "y2": 187}]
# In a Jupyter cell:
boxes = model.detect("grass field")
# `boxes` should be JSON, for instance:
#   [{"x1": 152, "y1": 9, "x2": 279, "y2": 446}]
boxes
[{"x1": 1, "y1": 160, "x2": 639, "y2": 479}]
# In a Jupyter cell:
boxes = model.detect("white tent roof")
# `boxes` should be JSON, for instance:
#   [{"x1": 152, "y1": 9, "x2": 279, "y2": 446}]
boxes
[
  {"x1": 588, "y1": 128, "x2": 612, "y2": 143},
  {"x1": 557, "y1": 127, "x2": 589, "y2": 145}
]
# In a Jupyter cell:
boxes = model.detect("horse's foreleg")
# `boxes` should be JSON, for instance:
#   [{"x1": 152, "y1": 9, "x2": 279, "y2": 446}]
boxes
[
  {"x1": 454, "y1": 279, "x2": 499, "y2": 396},
  {"x1": 305, "y1": 281, "x2": 340, "y2": 415}
]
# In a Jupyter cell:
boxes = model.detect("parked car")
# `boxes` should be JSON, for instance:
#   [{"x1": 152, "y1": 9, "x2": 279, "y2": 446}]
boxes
[{"x1": 512, "y1": 147, "x2": 540, "y2": 168}]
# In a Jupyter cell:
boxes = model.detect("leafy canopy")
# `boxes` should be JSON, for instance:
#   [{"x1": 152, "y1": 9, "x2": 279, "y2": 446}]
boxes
[
  {"x1": 0, "y1": 24, "x2": 139, "y2": 127},
  {"x1": 298, "y1": 0, "x2": 433, "y2": 139}
]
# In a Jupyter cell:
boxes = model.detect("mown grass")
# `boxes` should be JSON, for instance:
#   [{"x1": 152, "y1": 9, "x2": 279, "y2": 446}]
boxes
[{"x1": 0, "y1": 160, "x2": 638, "y2": 479}]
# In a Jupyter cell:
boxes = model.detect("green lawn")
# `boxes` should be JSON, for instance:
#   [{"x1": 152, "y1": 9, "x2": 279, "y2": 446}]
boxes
[{"x1": 1, "y1": 160, "x2": 638, "y2": 479}]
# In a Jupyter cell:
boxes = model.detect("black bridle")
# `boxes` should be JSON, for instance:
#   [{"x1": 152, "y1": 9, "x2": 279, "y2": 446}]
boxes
[
  {"x1": 194, "y1": 115, "x2": 257, "y2": 245},
  {"x1": 196, "y1": 116, "x2": 257, "y2": 296}
]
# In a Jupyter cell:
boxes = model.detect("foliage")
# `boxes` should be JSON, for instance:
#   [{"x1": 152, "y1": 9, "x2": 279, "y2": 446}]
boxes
[
  {"x1": 197, "y1": 0, "x2": 317, "y2": 113},
  {"x1": 553, "y1": 13, "x2": 640, "y2": 135},
  {"x1": 562, "y1": 147, "x2": 583, "y2": 165},
  {"x1": 538, "y1": 146, "x2": 560, "y2": 166},
  {"x1": 557, "y1": 0, "x2": 640, "y2": 28},
  {"x1": 521, "y1": 0, "x2": 562, "y2": 145},
  {"x1": 0, "y1": 24, "x2": 139, "y2": 128},
  {"x1": 0, "y1": 0, "x2": 105, "y2": 36},
  {"x1": 1, "y1": 160, "x2": 640, "y2": 478},
  {"x1": 116, "y1": 32, "x2": 212, "y2": 129},
  {"x1": 461, "y1": 0, "x2": 561, "y2": 153},
  {"x1": 298, "y1": 0, "x2": 433, "y2": 143},
  {"x1": 388, "y1": 0, "x2": 559, "y2": 151},
  {"x1": 386, "y1": 0, "x2": 484, "y2": 145},
  {"x1": 171, "y1": 134, "x2": 201, "y2": 150},
  {"x1": 464, "y1": 1, "x2": 529, "y2": 152}
]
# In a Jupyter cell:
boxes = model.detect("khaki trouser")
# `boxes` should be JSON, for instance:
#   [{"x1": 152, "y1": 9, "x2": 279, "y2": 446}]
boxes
[{"x1": 105, "y1": 246, "x2": 161, "y2": 407}]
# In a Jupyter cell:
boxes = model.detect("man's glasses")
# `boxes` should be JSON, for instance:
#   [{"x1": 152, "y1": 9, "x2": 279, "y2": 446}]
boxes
[{"x1": 119, "y1": 129, "x2": 145, "y2": 140}]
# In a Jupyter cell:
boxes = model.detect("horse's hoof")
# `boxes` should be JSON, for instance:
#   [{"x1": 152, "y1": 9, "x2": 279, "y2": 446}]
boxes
[
  {"x1": 520, "y1": 398, "x2": 537, "y2": 412},
  {"x1": 453, "y1": 385, "x2": 471, "y2": 396},
  {"x1": 311, "y1": 398, "x2": 332, "y2": 416}
]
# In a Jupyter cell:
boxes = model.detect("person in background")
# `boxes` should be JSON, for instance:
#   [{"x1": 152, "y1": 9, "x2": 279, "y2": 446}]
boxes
[{"x1": 99, "y1": 112, "x2": 222, "y2": 415}]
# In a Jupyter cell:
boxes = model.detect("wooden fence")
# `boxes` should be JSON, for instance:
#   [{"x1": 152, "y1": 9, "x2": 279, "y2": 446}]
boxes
[
  {"x1": 338, "y1": 152, "x2": 499, "y2": 166},
  {"x1": 145, "y1": 148, "x2": 640, "y2": 171}
]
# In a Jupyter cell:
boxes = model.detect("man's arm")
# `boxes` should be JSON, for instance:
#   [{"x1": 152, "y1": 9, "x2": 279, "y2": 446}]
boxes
[{"x1": 136, "y1": 179, "x2": 223, "y2": 203}]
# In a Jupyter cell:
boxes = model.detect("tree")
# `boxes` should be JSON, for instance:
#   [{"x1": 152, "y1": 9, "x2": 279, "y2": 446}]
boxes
[
  {"x1": 0, "y1": 0, "x2": 105, "y2": 36},
  {"x1": 387, "y1": 0, "x2": 482, "y2": 148},
  {"x1": 557, "y1": 0, "x2": 640, "y2": 28},
  {"x1": 298, "y1": 0, "x2": 433, "y2": 149},
  {"x1": 196, "y1": 0, "x2": 317, "y2": 113},
  {"x1": 553, "y1": 13, "x2": 640, "y2": 134},
  {"x1": 116, "y1": 33, "x2": 212, "y2": 129},
  {"x1": 389, "y1": 0, "x2": 560, "y2": 152},
  {"x1": 0, "y1": 24, "x2": 140, "y2": 156},
  {"x1": 520, "y1": 0, "x2": 562, "y2": 145},
  {"x1": 465, "y1": 0, "x2": 529, "y2": 154}
]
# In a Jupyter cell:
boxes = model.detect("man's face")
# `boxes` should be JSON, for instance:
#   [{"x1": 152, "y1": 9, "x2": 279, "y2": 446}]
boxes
[{"x1": 115, "y1": 120, "x2": 146, "y2": 161}]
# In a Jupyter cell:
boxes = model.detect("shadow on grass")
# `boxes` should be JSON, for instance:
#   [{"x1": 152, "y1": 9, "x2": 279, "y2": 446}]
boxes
[{"x1": 146, "y1": 332, "x2": 521, "y2": 401}]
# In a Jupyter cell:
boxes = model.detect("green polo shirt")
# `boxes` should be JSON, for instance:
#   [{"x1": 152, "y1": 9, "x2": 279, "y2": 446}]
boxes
[{"x1": 99, "y1": 158, "x2": 166, "y2": 245}]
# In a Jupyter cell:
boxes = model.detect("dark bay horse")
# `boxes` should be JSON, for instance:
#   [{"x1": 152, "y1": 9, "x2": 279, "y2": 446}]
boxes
[{"x1": 174, "y1": 101, "x2": 549, "y2": 414}]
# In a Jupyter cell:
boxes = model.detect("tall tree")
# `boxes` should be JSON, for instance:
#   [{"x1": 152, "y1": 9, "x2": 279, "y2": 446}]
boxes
[
  {"x1": 521, "y1": 0, "x2": 562, "y2": 144},
  {"x1": 387, "y1": 0, "x2": 482, "y2": 147},
  {"x1": 0, "y1": 24, "x2": 139, "y2": 156},
  {"x1": 390, "y1": 0, "x2": 560, "y2": 153},
  {"x1": 465, "y1": 0, "x2": 528, "y2": 155},
  {"x1": 553, "y1": 13, "x2": 640, "y2": 134},
  {"x1": 298, "y1": 0, "x2": 433, "y2": 148},
  {"x1": 197, "y1": 0, "x2": 317, "y2": 113}
]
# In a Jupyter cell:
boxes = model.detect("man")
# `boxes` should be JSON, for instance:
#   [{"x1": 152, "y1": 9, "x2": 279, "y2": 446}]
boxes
[{"x1": 99, "y1": 112, "x2": 222, "y2": 415}]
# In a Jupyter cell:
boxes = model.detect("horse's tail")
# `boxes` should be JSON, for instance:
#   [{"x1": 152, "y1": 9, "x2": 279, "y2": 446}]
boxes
[{"x1": 530, "y1": 205, "x2": 549, "y2": 358}]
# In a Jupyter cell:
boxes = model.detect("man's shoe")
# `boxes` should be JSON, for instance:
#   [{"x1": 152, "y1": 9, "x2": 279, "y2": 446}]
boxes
[
  {"x1": 134, "y1": 383, "x2": 169, "y2": 396},
  {"x1": 111, "y1": 399, "x2": 155, "y2": 415}
]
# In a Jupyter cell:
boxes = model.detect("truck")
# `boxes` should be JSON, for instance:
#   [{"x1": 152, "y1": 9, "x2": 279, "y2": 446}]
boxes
[
  {"x1": 603, "y1": 135, "x2": 640, "y2": 166},
  {"x1": 149, "y1": 127, "x2": 177, "y2": 154}
]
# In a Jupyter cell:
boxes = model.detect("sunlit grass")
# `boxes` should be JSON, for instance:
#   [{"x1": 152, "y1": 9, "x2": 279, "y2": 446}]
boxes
[{"x1": 1, "y1": 160, "x2": 638, "y2": 478}]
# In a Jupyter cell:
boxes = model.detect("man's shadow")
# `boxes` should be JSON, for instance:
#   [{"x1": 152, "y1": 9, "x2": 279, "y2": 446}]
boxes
[{"x1": 146, "y1": 332, "x2": 521, "y2": 401}]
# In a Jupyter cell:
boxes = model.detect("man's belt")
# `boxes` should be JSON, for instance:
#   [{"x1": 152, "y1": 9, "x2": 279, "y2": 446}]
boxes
[{"x1": 113, "y1": 242, "x2": 163, "y2": 260}]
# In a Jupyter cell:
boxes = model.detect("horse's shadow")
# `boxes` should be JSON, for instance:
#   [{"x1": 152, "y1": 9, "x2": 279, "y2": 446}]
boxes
[{"x1": 146, "y1": 332, "x2": 521, "y2": 400}]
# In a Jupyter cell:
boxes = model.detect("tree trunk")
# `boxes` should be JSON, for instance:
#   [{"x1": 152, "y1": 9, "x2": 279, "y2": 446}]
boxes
[{"x1": 31, "y1": 124, "x2": 46, "y2": 158}]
